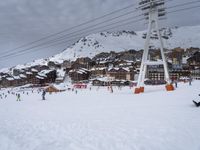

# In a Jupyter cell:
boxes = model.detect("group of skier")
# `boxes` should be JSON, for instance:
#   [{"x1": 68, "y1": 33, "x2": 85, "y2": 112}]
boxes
[
  {"x1": 0, "y1": 89, "x2": 47, "y2": 101},
  {"x1": 172, "y1": 77, "x2": 192, "y2": 88}
]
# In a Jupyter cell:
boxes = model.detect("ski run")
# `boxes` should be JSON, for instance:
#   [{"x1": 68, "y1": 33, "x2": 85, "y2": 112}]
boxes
[{"x1": 0, "y1": 81, "x2": 200, "y2": 150}]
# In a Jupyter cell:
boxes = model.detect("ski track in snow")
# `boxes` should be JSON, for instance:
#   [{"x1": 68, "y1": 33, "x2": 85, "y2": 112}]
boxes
[{"x1": 0, "y1": 81, "x2": 200, "y2": 150}]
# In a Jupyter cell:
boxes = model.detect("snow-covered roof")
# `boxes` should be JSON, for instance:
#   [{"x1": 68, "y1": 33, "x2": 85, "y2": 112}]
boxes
[
  {"x1": 57, "y1": 69, "x2": 65, "y2": 77},
  {"x1": 80, "y1": 68, "x2": 89, "y2": 71},
  {"x1": 90, "y1": 67, "x2": 106, "y2": 71},
  {"x1": 26, "y1": 72, "x2": 33, "y2": 75},
  {"x1": 38, "y1": 74, "x2": 47, "y2": 78},
  {"x1": 50, "y1": 83, "x2": 67, "y2": 91},
  {"x1": 108, "y1": 67, "x2": 130, "y2": 72},
  {"x1": 31, "y1": 68, "x2": 38, "y2": 72},
  {"x1": 70, "y1": 68, "x2": 88, "y2": 74},
  {"x1": 38, "y1": 69, "x2": 54, "y2": 77},
  {"x1": 36, "y1": 76, "x2": 44, "y2": 79},
  {"x1": 6, "y1": 77, "x2": 14, "y2": 81},
  {"x1": 19, "y1": 74, "x2": 27, "y2": 78},
  {"x1": 13, "y1": 76, "x2": 21, "y2": 80},
  {"x1": 91, "y1": 76, "x2": 114, "y2": 82},
  {"x1": 99, "y1": 61, "x2": 108, "y2": 64},
  {"x1": 77, "y1": 71, "x2": 84, "y2": 74}
]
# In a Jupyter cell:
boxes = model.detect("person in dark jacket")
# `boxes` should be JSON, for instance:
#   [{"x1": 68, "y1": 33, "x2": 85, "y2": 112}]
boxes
[
  {"x1": 42, "y1": 90, "x2": 46, "y2": 100},
  {"x1": 17, "y1": 94, "x2": 21, "y2": 101},
  {"x1": 174, "y1": 80, "x2": 178, "y2": 88},
  {"x1": 189, "y1": 77, "x2": 192, "y2": 86}
]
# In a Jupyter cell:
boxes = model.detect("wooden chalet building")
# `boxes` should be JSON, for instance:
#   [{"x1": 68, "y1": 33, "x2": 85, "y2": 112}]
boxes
[
  {"x1": 47, "y1": 61, "x2": 62, "y2": 69},
  {"x1": 106, "y1": 67, "x2": 135, "y2": 81},
  {"x1": 0, "y1": 72, "x2": 28, "y2": 87},
  {"x1": 95, "y1": 60, "x2": 110, "y2": 68},
  {"x1": 61, "y1": 60, "x2": 72, "y2": 69},
  {"x1": 72, "y1": 57, "x2": 93, "y2": 69},
  {"x1": 187, "y1": 51, "x2": 200, "y2": 68},
  {"x1": 0, "y1": 67, "x2": 57, "y2": 87},
  {"x1": 0, "y1": 76, "x2": 15, "y2": 87},
  {"x1": 113, "y1": 60, "x2": 134, "y2": 68},
  {"x1": 191, "y1": 67, "x2": 200, "y2": 80},
  {"x1": 91, "y1": 77, "x2": 130, "y2": 86},
  {"x1": 68, "y1": 68, "x2": 90, "y2": 82},
  {"x1": 147, "y1": 63, "x2": 190, "y2": 84},
  {"x1": 90, "y1": 67, "x2": 106, "y2": 77},
  {"x1": 37, "y1": 69, "x2": 57, "y2": 84},
  {"x1": 170, "y1": 48, "x2": 184, "y2": 69}
]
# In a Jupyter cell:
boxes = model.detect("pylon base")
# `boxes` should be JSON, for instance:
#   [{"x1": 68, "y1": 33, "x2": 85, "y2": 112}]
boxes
[
  {"x1": 165, "y1": 84, "x2": 174, "y2": 91},
  {"x1": 134, "y1": 88, "x2": 141, "y2": 94},
  {"x1": 140, "y1": 87, "x2": 144, "y2": 93},
  {"x1": 134, "y1": 87, "x2": 144, "y2": 94}
]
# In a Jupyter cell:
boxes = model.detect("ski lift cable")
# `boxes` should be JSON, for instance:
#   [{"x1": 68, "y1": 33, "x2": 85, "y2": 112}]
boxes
[
  {"x1": 0, "y1": 2, "x2": 199, "y2": 60},
  {"x1": 0, "y1": 18, "x2": 145, "y2": 60},
  {"x1": 0, "y1": 3, "x2": 139, "y2": 55},
  {"x1": 0, "y1": 15, "x2": 145, "y2": 58},
  {"x1": 0, "y1": 0, "x2": 174, "y2": 56},
  {"x1": 0, "y1": 10, "x2": 142, "y2": 57}
]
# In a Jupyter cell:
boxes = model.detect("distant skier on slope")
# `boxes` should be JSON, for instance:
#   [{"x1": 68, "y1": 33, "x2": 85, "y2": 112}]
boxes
[
  {"x1": 189, "y1": 77, "x2": 192, "y2": 86},
  {"x1": 174, "y1": 80, "x2": 178, "y2": 88},
  {"x1": 42, "y1": 90, "x2": 46, "y2": 100},
  {"x1": 17, "y1": 94, "x2": 21, "y2": 101}
]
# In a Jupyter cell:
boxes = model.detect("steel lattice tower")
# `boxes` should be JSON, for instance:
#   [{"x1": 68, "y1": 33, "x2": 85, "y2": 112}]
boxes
[{"x1": 134, "y1": 0, "x2": 174, "y2": 94}]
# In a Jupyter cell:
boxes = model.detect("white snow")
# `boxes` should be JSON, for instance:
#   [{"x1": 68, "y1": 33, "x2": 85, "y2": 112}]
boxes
[
  {"x1": 38, "y1": 69, "x2": 54, "y2": 77},
  {"x1": 36, "y1": 75, "x2": 44, "y2": 79},
  {"x1": 0, "y1": 81, "x2": 200, "y2": 150},
  {"x1": 6, "y1": 77, "x2": 14, "y2": 81},
  {"x1": 31, "y1": 68, "x2": 38, "y2": 72},
  {"x1": 19, "y1": 74, "x2": 27, "y2": 78}
]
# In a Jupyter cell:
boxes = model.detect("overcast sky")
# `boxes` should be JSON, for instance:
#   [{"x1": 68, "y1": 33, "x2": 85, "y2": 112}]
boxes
[{"x1": 0, "y1": 0, "x2": 199, "y2": 69}]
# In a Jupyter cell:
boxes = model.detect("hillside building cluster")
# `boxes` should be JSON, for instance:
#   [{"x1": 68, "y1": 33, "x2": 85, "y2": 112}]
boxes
[{"x1": 0, "y1": 47, "x2": 199, "y2": 88}]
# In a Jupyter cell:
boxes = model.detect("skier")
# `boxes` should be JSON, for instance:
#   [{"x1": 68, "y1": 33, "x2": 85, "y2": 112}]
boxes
[
  {"x1": 75, "y1": 90, "x2": 78, "y2": 94},
  {"x1": 107, "y1": 86, "x2": 110, "y2": 91},
  {"x1": 42, "y1": 90, "x2": 46, "y2": 100},
  {"x1": 174, "y1": 80, "x2": 178, "y2": 88},
  {"x1": 16, "y1": 94, "x2": 20, "y2": 101},
  {"x1": 110, "y1": 86, "x2": 113, "y2": 93},
  {"x1": 189, "y1": 77, "x2": 192, "y2": 86}
]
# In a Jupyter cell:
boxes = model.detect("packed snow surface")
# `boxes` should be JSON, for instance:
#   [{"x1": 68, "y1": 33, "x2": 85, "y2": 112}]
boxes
[{"x1": 0, "y1": 81, "x2": 200, "y2": 150}]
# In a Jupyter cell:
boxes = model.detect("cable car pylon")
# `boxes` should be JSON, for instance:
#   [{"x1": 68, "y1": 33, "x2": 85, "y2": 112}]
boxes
[{"x1": 134, "y1": 0, "x2": 174, "y2": 94}]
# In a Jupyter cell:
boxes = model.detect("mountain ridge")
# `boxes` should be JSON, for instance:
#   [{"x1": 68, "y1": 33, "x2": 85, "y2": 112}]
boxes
[{"x1": 1, "y1": 24, "x2": 200, "y2": 73}]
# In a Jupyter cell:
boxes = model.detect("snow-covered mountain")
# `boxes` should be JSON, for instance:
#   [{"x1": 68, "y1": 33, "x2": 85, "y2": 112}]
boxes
[
  {"x1": 1, "y1": 25, "x2": 200, "y2": 72},
  {"x1": 50, "y1": 25, "x2": 200, "y2": 63}
]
